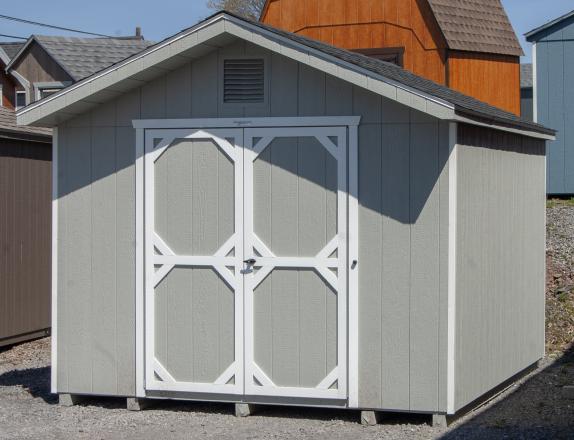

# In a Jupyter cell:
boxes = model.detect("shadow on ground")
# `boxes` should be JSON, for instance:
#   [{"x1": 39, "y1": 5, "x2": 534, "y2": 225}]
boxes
[
  {"x1": 0, "y1": 366, "x2": 56, "y2": 404},
  {"x1": 442, "y1": 346, "x2": 574, "y2": 439}
]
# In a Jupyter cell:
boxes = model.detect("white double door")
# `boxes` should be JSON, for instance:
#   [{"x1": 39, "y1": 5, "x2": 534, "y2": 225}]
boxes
[{"x1": 144, "y1": 124, "x2": 348, "y2": 400}]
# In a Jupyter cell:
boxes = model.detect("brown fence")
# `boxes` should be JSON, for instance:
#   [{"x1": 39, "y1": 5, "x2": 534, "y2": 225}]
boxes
[{"x1": 0, "y1": 136, "x2": 51, "y2": 347}]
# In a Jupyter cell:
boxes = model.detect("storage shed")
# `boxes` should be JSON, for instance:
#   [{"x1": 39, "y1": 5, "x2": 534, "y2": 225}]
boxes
[
  {"x1": 527, "y1": 10, "x2": 574, "y2": 194},
  {"x1": 0, "y1": 107, "x2": 51, "y2": 347},
  {"x1": 18, "y1": 12, "x2": 554, "y2": 424}
]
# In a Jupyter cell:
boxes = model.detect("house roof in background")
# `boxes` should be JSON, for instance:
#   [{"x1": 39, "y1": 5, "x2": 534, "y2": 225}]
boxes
[
  {"x1": 0, "y1": 42, "x2": 24, "y2": 60},
  {"x1": 17, "y1": 12, "x2": 554, "y2": 138},
  {"x1": 0, "y1": 107, "x2": 51, "y2": 141},
  {"x1": 6, "y1": 35, "x2": 154, "y2": 81},
  {"x1": 426, "y1": 0, "x2": 524, "y2": 56},
  {"x1": 521, "y1": 64, "x2": 533, "y2": 89},
  {"x1": 525, "y1": 9, "x2": 574, "y2": 41}
]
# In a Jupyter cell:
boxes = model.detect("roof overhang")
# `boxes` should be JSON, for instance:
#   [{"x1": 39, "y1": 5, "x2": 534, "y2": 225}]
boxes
[
  {"x1": 525, "y1": 9, "x2": 574, "y2": 41},
  {"x1": 16, "y1": 13, "x2": 554, "y2": 141}
]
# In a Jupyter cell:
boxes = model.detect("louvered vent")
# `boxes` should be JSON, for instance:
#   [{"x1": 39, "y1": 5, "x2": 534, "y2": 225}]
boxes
[{"x1": 224, "y1": 59, "x2": 265, "y2": 104}]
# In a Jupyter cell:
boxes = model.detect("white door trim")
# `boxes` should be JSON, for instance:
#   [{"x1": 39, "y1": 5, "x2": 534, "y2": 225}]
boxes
[
  {"x1": 133, "y1": 116, "x2": 361, "y2": 130},
  {"x1": 143, "y1": 127, "x2": 245, "y2": 395},
  {"x1": 134, "y1": 116, "x2": 361, "y2": 403},
  {"x1": 51, "y1": 127, "x2": 59, "y2": 394}
]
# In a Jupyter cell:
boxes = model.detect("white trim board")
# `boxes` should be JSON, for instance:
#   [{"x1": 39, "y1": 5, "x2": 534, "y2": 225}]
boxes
[
  {"x1": 51, "y1": 127, "x2": 59, "y2": 394},
  {"x1": 133, "y1": 117, "x2": 361, "y2": 129},
  {"x1": 447, "y1": 122, "x2": 458, "y2": 414}
]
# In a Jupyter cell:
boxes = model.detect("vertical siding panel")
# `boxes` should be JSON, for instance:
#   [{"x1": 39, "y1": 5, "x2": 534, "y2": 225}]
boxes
[
  {"x1": 191, "y1": 51, "x2": 219, "y2": 118},
  {"x1": 409, "y1": 119, "x2": 440, "y2": 411},
  {"x1": 325, "y1": 76, "x2": 353, "y2": 115},
  {"x1": 358, "y1": 124, "x2": 383, "y2": 408},
  {"x1": 270, "y1": 54, "x2": 298, "y2": 116},
  {"x1": 141, "y1": 75, "x2": 167, "y2": 119},
  {"x1": 380, "y1": 123, "x2": 411, "y2": 410},
  {"x1": 65, "y1": 126, "x2": 93, "y2": 393},
  {"x1": 91, "y1": 127, "x2": 118, "y2": 394},
  {"x1": 298, "y1": 65, "x2": 325, "y2": 116},
  {"x1": 563, "y1": 42, "x2": 574, "y2": 191},
  {"x1": 166, "y1": 62, "x2": 192, "y2": 118},
  {"x1": 115, "y1": 127, "x2": 136, "y2": 395},
  {"x1": 244, "y1": 43, "x2": 272, "y2": 117},
  {"x1": 547, "y1": 41, "x2": 565, "y2": 193}
]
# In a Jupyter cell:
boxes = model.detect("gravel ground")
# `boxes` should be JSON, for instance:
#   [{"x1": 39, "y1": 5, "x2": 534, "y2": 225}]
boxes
[{"x1": 0, "y1": 203, "x2": 573, "y2": 440}]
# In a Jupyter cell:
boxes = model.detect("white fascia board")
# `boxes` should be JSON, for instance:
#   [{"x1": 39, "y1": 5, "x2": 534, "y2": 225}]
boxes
[
  {"x1": 0, "y1": 47, "x2": 10, "y2": 65},
  {"x1": 17, "y1": 14, "x2": 455, "y2": 127},
  {"x1": 452, "y1": 113, "x2": 555, "y2": 141}
]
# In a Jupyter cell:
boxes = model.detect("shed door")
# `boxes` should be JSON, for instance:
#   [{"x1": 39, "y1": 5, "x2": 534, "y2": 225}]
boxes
[
  {"x1": 244, "y1": 127, "x2": 347, "y2": 400},
  {"x1": 143, "y1": 125, "x2": 347, "y2": 401},
  {"x1": 144, "y1": 128, "x2": 244, "y2": 395}
]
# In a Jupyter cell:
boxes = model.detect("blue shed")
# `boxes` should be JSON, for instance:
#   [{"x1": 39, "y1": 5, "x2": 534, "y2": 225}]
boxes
[{"x1": 527, "y1": 10, "x2": 574, "y2": 195}]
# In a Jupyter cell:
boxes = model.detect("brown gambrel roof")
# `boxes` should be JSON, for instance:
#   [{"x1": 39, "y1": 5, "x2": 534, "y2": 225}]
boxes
[{"x1": 427, "y1": 0, "x2": 524, "y2": 56}]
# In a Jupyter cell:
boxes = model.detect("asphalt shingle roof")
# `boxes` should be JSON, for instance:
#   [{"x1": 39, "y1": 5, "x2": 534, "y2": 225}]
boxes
[
  {"x1": 0, "y1": 107, "x2": 51, "y2": 138},
  {"x1": 34, "y1": 35, "x2": 154, "y2": 81},
  {"x1": 426, "y1": 0, "x2": 524, "y2": 56},
  {"x1": 243, "y1": 14, "x2": 552, "y2": 135},
  {"x1": 521, "y1": 64, "x2": 533, "y2": 89},
  {"x1": 0, "y1": 42, "x2": 24, "y2": 60}
]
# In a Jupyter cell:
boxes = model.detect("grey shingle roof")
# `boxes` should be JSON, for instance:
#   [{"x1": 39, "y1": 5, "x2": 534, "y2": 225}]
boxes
[
  {"x1": 0, "y1": 42, "x2": 24, "y2": 60},
  {"x1": 0, "y1": 107, "x2": 51, "y2": 139},
  {"x1": 521, "y1": 64, "x2": 533, "y2": 89},
  {"x1": 525, "y1": 9, "x2": 574, "y2": 41},
  {"x1": 427, "y1": 0, "x2": 524, "y2": 56},
  {"x1": 34, "y1": 35, "x2": 154, "y2": 81},
  {"x1": 243, "y1": 14, "x2": 552, "y2": 136}
]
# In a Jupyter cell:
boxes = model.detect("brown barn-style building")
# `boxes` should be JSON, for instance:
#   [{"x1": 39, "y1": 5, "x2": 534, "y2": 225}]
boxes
[{"x1": 260, "y1": 0, "x2": 524, "y2": 115}]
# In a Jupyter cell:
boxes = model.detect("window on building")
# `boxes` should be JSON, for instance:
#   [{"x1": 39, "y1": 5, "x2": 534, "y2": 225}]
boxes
[
  {"x1": 352, "y1": 47, "x2": 405, "y2": 68},
  {"x1": 15, "y1": 91, "x2": 26, "y2": 110}
]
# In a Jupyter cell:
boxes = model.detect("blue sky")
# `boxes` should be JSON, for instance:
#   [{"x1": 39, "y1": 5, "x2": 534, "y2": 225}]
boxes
[{"x1": 0, "y1": 0, "x2": 573, "y2": 63}]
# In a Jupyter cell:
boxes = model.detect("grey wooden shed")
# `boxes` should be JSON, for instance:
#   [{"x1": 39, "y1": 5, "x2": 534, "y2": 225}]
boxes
[
  {"x1": 527, "y1": 10, "x2": 574, "y2": 194},
  {"x1": 18, "y1": 12, "x2": 554, "y2": 424}
]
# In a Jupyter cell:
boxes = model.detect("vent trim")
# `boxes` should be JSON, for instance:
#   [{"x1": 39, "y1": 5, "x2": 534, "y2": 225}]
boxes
[{"x1": 223, "y1": 58, "x2": 266, "y2": 104}]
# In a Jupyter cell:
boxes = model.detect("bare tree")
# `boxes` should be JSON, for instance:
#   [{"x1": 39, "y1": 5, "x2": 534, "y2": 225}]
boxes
[{"x1": 207, "y1": 0, "x2": 266, "y2": 20}]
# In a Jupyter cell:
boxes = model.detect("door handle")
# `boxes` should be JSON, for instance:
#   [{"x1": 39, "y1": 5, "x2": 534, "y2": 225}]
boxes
[{"x1": 244, "y1": 258, "x2": 256, "y2": 265}]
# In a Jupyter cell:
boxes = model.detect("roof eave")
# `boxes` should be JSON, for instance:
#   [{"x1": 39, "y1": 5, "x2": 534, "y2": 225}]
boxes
[
  {"x1": 16, "y1": 13, "x2": 552, "y2": 140},
  {"x1": 525, "y1": 9, "x2": 574, "y2": 41}
]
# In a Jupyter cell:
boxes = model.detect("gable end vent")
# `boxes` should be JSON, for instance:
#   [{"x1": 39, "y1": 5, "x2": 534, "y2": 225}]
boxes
[{"x1": 224, "y1": 59, "x2": 265, "y2": 104}]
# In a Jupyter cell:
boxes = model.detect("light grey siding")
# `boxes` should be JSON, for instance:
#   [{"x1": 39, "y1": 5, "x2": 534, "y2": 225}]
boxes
[
  {"x1": 56, "y1": 39, "x2": 449, "y2": 409},
  {"x1": 454, "y1": 124, "x2": 546, "y2": 411},
  {"x1": 533, "y1": 14, "x2": 574, "y2": 194},
  {"x1": 253, "y1": 137, "x2": 338, "y2": 388}
]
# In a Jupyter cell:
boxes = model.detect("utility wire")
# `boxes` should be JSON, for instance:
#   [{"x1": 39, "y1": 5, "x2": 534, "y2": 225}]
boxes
[
  {"x1": 0, "y1": 33, "x2": 27, "y2": 40},
  {"x1": 0, "y1": 14, "x2": 112, "y2": 38}
]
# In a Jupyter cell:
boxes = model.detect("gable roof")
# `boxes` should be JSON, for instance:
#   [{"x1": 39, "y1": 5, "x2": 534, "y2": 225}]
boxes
[
  {"x1": 0, "y1": 42, "x2": 24, "y2": 60},
  {"x1": 520, "y1": 64, "x2": 533, "y2": 89},
  {"x1": 6, "y1": 35, "x2": 154, "y2": 81},
  {"x1": 0, "y1": 107, "x2": 51, "y2": 141},
  {"x1": 525, "y1": 9, "x2": 574, "y2": 41},
  {"x1": 260, "y1": 0, "x2": 523, "y2": 57},
  {"x1": 427, "y1": 0, "x2": 523, "y2": 56},
  {"x1": 17, "y1": 12, "x2": 553, "y2": 139}
]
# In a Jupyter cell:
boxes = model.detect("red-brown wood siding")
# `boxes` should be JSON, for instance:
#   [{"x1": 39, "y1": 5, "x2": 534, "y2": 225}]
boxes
[
  {"x1": 448, "y1": 51, "x2": 521, "y2": 115},
  {"x1": 0, "y1": 137, "x2": 51, "y2": 346},
  {"x1": 261, "y1": 0, "x2": 448, "y2": 84},
  {"x1": 0, "y1": 60, "x2": 16, "y2": 109}
]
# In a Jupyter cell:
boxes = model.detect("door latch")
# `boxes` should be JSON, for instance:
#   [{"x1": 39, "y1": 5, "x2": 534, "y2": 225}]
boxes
[{"x1": 244, "y1": 258, "x2": 257, "y2": 266}]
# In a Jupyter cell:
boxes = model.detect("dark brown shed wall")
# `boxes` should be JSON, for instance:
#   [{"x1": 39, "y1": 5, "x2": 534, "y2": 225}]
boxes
[{"x1": 0, "y1": 137, "x2": 51, "y2": 346}]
